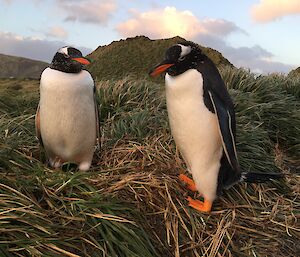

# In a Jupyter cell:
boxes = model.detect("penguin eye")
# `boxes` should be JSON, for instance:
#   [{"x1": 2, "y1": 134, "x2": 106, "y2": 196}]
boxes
[
  {"x1": 63, "y1": 53, "x2": 70, "y2": 59},
  {"x1": 178, "y1": 56, "x2": 186, "y2": 61}
]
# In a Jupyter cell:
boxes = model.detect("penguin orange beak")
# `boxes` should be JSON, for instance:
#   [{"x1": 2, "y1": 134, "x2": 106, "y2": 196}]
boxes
[
  {"x1": 149, "y1": 62, "x2": 174, "y2": 77},
  {"x1": 72, "y1": 57, "x2": 91, "y2": 65}
]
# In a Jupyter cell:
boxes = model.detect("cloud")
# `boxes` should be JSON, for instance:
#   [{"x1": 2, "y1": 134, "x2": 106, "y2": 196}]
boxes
[
  {"x1": 117, "y1": 7, "x2": 243, "y2": 39},
  {"x1": 200, "y1": 19, "x2": 247, "y2": 37},
  {"x1": 58, "y1": 0, "x2": 117, "y2": 24},
  {"x1": 44, "y1": 26, "x2": 68, "y2": 39},
  {"x1": 219, "y1": 45, "x2": 293, "y2": 73},
  {"x1": 251, "y1": 0, "x2": 300, "y2": 22},
  {"x1": 1, "y1": 0, "x2": 117, "y2": 24},
  {"x1": 0, "y1": 31, "x2": 92, "y2": 62},
  {"x1": 116, "y1": 6, "x2": 293, "y2": 73},
  {"x1": 194, "y1": 34, "x2": 293, "y2": 73}
]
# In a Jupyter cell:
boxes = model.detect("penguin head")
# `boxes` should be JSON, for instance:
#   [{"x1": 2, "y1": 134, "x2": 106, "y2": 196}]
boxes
[
  {"x1": 149, "y1": 41, "x2": 203, "y2": 77},
  {"x1": 50, "y1": 46, "x2": 91, "y2": 73}
]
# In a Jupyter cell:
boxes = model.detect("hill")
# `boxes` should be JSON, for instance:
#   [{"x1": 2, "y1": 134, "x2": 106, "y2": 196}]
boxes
[
  {"x1": 0, "y1": 37, "x2": 231, "y2": 80},
  {"x1": 87, "y1": 36, "x2": 233, "y2": 80},
  {"x1": 288, "y1": 67, "x2": 300, "y2": 77},
  {"x1": 0, "y1": 53, "x2": 48, "y2": 79}
]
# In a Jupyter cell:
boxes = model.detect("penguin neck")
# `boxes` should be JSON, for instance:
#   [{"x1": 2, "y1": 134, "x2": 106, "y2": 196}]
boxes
[
  {"x1": 41, "y1": 67, "x2": 91, "y2": 87},
  {"x1": 165, "y1": 69, "x2": 203, "y2": 96},
  {"x1": 50, "y1": 61, "x2": 83, "y2": 74},
  {"x1": 167, "y1": 49, "x2": 203, "y2": 76}
]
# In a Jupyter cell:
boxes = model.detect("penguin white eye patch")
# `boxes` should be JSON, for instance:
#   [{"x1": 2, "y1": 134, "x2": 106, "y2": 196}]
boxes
[
  {"x1": 178, "y1": 44, "x2": 192, "y2": 58},
  {"x1": 58, "y1": 46, "x2": 69, "y2": 57}
]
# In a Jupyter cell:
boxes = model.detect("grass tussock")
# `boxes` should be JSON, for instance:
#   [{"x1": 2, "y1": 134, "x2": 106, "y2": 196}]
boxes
[
  {"x1": 0, "y1": 70, "x2": 299, "y2": 257},
  {"x1": 222, "y1": 68, "x2": 300, "y2": 159}
]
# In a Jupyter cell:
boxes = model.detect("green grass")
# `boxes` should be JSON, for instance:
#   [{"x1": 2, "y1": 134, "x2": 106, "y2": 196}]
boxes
[
  {"x1": 222, "y1": 68, "x2": 300, "y2": 158},
  {"x1": 0, "y1": 69, "x2": 299, "y2": 256}
]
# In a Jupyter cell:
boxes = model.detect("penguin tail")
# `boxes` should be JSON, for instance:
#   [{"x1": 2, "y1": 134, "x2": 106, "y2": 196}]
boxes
[{"x1": 241, "y1": 171, "x2": 284, "y2": 183}]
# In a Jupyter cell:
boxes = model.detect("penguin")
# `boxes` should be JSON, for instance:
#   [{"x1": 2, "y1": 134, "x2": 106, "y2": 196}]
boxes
[
  {"x1": 35, "y1": 46, "x2": 100, "y2": 171},
  {"x1": 149, "y1": 41, "x2": 282, "y2": 212}
]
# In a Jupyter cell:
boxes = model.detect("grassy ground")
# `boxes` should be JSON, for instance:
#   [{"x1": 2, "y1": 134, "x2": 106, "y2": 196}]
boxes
[{"x1": 0, "y1": 69, "x2": 299, "y2": 256}]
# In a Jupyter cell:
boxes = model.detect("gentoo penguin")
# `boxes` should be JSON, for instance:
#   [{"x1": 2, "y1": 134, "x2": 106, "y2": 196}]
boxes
[
  {"x1": 35, "y1": 46, "x2": 100, "y2": 171},
  {"x1": 149, "y1": 41, "x2": 282, "y2": 212}
]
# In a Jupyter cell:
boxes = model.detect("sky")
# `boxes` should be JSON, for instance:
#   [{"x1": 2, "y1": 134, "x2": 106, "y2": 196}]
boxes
[{"x1": 0, "y1": 0, "x2": 300, "y2": 73}]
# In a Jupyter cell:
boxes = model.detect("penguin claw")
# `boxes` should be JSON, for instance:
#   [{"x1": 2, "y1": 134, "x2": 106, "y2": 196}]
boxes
[
  {"x1": 187, "y1": 196, "x2": 212, "y2": 212},
  {"x1": 178, "y1": 174, "x2": 197, "y2": 192}
]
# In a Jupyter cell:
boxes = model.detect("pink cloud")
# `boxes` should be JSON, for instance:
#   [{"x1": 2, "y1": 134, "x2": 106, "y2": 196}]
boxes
[
  {"x1": 251, "y1": 0, "x2": 300, "y2": 22},
  {"x1": 116, "y1": 7, "x2": 243, "y2": 40},
  {"x1": 116, "y1": 6, "x2": 293, "y2": 73}
]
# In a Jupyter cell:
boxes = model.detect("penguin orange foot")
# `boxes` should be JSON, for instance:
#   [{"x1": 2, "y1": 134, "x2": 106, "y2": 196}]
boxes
[
  {"x1": 178, "y1": 174, "x2": 197, "y2": 192},
  {"x1": 187, "y1": 196, "x2": 212, "y2": 212}
]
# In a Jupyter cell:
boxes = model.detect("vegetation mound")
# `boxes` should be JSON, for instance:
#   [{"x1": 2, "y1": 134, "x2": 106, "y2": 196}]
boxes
[{"x1": 87, "y1": 36, "x2": 233, "y2": 81}]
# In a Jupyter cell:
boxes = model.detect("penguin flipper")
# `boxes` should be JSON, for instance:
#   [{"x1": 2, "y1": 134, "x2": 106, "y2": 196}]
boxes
[
  {"x1": 93, "y1": 87, "x2": 101, "y2": 150},
  {"x1": 208, "y1": 90, "x2": 239, "y2": 173},
  {"x1": 35, "y1": 103, "x2": 43, "y2": 147}
]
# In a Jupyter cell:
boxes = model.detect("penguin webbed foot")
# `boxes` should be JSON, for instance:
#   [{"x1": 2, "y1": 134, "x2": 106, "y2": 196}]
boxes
[
  {"x1": 178, "y1": 174, "x2": 212, "y2": 212},
  {"x1": 178, "y1": 174, "x2": 197, "y2": 192},
  {"x1": 187, "y1": 196, "x2": 212, "y2": 212}
]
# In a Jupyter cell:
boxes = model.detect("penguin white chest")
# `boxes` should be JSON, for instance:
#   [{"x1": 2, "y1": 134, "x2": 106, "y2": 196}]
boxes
[
  {"x1": 39, "y1": 68, "x2": 96, "y2": 164},
  {"x1": 165, "y1": 69, "x2": 223, "y2": 201}
]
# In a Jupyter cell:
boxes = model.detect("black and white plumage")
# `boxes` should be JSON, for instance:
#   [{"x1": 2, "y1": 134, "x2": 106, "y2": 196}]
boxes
[
  {"x1": 149, "y1": 42, "x2": 282, "y2": 212},
  {"x1": 35, "y1": 46, "x2": 100, "y2": 171}
]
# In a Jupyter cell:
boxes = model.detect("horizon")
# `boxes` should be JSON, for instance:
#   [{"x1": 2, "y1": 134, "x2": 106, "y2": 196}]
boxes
[{"x1": 1, "y1": 0, "x2": 299, "y2": 74}]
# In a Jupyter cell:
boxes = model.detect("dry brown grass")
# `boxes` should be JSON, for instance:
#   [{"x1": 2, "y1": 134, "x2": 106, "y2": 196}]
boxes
[{"x1": 89, "y1": 137, "x2": 300, "y2": 256}]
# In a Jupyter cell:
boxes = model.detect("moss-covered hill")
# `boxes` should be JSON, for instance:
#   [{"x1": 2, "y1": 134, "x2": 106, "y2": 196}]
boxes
[
  {"x1": 0, "y1": 53, "x2": 48, "y2": 79},
  {"x1": 87, "y1": 36, "x2": 233, "y2": 80}
]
